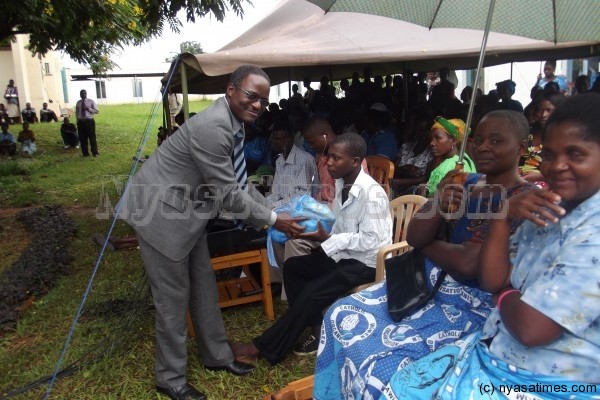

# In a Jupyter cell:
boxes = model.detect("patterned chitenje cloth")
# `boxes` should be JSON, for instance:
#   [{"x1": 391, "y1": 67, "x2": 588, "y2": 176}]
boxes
[{"x1": 380, "y1": 332, "x2": 599, "y2": 400}]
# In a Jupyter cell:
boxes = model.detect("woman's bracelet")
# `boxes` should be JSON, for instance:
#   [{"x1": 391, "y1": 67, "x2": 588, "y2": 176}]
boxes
[{"x1": 497, "y1": 288, "x2": 521, "y2": 311}]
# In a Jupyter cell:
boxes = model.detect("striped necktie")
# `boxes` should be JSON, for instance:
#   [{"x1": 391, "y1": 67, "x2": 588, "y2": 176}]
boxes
[
  {"x1": 231, "y1": 128, "x2": 248, "y2": 229},
  {"x1": 233, "y1": 128, "x2": 248, "y2": 192}
]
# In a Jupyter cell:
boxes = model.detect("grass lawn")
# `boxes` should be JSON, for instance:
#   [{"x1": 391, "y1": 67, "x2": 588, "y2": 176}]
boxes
[{"x1": 0, "y1": 102, "x2": 314, "y2": 399}]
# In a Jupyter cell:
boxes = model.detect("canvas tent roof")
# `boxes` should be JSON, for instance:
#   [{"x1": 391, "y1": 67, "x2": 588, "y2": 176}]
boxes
[{"x1": 162, "y1": 0, "x2": 600, "y2": 94}]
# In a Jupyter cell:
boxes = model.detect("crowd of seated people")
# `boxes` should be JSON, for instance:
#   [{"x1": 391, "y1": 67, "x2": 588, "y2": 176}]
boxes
[
  {"x1": 314, "y1": 109, "x2": 534, "y2": 399},
  {"x1": 307, "y1": 78, "x2": 599, "y2": 400},
  {"x1": 254, "y1": 64, "x2": 583, "y2": 202},
  {"x1": 378, "y1": 93, "x2": 600, "y2": 400},
  {"x1": 237, "y1": 66, "x2": 600, "y2": 399}
]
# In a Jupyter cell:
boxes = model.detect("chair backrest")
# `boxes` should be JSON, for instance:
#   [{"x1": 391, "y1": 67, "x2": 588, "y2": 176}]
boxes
[
  {"x1": 352, "y1": 194, "x2": 428, "y2": 291},
  {"x1": 389, "y1": 194, "x2": 428, "y2": 244},
  {"x1": 370, "y1": 195, "x2": 427, "y2": 283},
  {"x1": 365, "y1": 155, "x2": 395, "y2": 197}
]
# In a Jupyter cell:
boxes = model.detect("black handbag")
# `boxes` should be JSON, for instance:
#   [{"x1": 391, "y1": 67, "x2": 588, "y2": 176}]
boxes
[{"x1": 385, "y1": 248, "x2": 447, "y2": 322}]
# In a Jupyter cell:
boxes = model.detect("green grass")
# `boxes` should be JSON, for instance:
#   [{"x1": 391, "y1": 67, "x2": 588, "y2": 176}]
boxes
[{"x1": 0, "y1": 102, "x2": 315, "y2": 400}]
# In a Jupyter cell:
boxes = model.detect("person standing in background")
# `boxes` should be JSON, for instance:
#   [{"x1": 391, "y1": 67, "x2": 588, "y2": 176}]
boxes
[
  {"x1": 536, "y1": 60, "x2": 568, "y2": 94},
  {"x1": 4, "y1": 79, "x2": 20, "y2": 124},
  {"x1": 76, "y1": 90, "x2": 99, "y2": 157},
  {"x1": 168, "y1": 91, "x2": 183, "y2": 127}
]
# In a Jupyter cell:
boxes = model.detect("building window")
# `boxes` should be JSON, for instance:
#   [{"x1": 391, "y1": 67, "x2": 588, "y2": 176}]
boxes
[
  {"x1": 95, "y1": 80, "x2": 107, "y2": 99},
  {"x1": 132, "y1": 78, "x2": 143, "y2": 98},
  {"x1": 44, "y1": 62, "x2": 51, "y2": 74}
]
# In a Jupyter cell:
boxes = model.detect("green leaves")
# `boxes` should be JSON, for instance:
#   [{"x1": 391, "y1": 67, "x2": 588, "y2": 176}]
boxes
[
  {"x1": 0, "y1": 0, "x2": 251, "y2": 75},
  {"x1": 164, "y1": 40, "x2": 203, "y2": 62}
]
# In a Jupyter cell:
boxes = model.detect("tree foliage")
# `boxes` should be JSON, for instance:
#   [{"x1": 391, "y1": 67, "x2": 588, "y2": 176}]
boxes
[
  {"x1": 1, "y1": 0, "x2": 251, "y2": 74},
  {"x1": 165, "y1": 40, "x2": 204, "y2": 62}
]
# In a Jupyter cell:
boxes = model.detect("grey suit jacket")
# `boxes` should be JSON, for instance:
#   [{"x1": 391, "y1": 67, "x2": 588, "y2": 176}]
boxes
[{"x1": 120, "y1": 97, "x2": 273, "y2": 261}]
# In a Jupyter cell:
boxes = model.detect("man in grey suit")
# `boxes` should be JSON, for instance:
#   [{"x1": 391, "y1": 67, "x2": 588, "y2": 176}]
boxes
[{"x1": 119, "y1": 65, "x2": 304, "y2": 400}]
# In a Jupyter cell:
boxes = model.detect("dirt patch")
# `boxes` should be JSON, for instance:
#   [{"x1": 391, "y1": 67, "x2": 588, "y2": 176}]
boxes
[
  {"x1": 0, "y1": 206, "x2": 77, "y2": 333},
  {"x1": 0, "y1": 217, "x2": 31, "y2": 275}
]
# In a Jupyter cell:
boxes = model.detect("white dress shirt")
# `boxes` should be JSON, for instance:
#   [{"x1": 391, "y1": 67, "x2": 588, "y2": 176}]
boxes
[
  {"x1": 76, "y1": 98, "x2": 99, "y2": 120},
  {"x1": 320, "y1": 169, "x2": 392, "y2": 268}
]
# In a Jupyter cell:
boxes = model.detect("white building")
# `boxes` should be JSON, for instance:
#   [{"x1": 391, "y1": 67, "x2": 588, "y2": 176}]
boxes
[
  {"x1": 66, "y1": 67, "x2": 173, "y2": 105},
  {"x1": 0, "y1": 35, "x2": 67, "y2": 118}
]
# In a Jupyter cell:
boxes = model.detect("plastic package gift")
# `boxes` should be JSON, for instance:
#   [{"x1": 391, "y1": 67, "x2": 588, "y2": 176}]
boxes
[{"x1": 267, "y1": 194, "x2": 335, "y2": 267}]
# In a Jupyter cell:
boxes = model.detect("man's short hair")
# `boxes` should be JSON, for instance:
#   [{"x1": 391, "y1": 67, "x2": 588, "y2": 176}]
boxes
[
  {"x1": 229, "y1": 65, "x2": 270, "y2": 87},
  {"x1": 332, "y1": 132, "x2": 367, "y2": 161},
  {"x1": 303, "y1": 116, "x2": 331, "y2": 138},
  {"x1": 272, "y1": 120, "x2": 293, "y2": 137}
]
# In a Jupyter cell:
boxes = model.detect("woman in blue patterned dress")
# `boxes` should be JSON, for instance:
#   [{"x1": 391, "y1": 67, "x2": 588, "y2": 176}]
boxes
[
  {"x1": 314, "y1": 110, "x2": 534, "y2": 400},
  {"x1": 380, "y1": 93, "x2": 600, "y2": 400}
]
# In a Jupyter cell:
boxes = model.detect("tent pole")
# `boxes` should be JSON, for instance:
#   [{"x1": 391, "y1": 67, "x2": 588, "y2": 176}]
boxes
[
  {"x1": 181, "y1": 61, "x2": 189, "y2": 121},
  {"x1": 163, "y1": 89, "x2": 171, "y2": 133},
  {"x1": 288, "y1": 68, "x2": 292, "y2": 98},
  {"x1": 402, "y1": 63, "x2": 408, "y2": 123},
  {"x1": 459, "y1": 0, "x2": 496, "y2": 164},
  {"x1": 510, "y1": 62, "x2": 514, "y2": 80}
]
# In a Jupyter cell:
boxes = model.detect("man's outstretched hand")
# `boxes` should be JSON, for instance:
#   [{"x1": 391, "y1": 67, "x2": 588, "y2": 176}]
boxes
[{"x1": 273, "y1": 212, "x2": 306, "y2": 237}]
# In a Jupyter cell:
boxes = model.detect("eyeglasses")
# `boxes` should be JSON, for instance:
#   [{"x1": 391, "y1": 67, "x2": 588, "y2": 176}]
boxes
[{"x1": 235, "y1": 85, "x2": 269, "y2": 107}]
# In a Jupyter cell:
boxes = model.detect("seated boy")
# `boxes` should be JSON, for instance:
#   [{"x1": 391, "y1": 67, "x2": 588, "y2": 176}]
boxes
[
  {"x1": 18, "y1": 122, "x2": 37, "y2": 155},
  {"x1": 235, "y1": 132, "x2": 392, "y2": 363}
]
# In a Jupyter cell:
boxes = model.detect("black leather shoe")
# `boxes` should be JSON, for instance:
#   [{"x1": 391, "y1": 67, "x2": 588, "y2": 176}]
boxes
[
  {"x1": 156, "y1": 383, "x2": 206, "y2": 400},
  {"x1": 205, "y1": 359, "x2": 255, "y2": 376}
]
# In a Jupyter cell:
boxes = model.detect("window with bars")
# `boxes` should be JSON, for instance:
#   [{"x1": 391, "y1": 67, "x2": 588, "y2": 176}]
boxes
[
  {"x1": 95, "y1": 80, "x2": 107, "y2": 99},
  {"x1": 132, "y1": 79, "x2": 143, "y2": 98}
]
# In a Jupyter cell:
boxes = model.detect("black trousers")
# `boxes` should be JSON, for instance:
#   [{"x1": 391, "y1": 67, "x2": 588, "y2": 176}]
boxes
[
  {"x1": 61, "y1": 130, "x2": 80, "y2": 147},
  {"x1": 253, "y1": 251, "x2": 375, "y2": 364},
  {"x1": 77, "y1": 118, "x2": 97, "y2": 156}
]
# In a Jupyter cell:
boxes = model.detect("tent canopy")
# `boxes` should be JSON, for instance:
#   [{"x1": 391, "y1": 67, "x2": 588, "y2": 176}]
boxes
[{"x1": 162, "y1": 0, "x2": 600, "y2": 94}]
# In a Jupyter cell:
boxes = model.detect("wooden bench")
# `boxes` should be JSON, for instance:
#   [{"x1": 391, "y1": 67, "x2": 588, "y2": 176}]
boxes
[
  {"x1": 188, "y1": 248, "x2": 274, "y2": 337},
  {"x1": 263, "y1": 375, "x2": 314, "y2": 400}
]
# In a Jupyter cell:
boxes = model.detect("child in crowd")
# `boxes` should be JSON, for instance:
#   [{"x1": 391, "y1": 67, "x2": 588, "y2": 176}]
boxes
[{"x1": 18, "y1": 122, "x2": 36, "y2": 155}]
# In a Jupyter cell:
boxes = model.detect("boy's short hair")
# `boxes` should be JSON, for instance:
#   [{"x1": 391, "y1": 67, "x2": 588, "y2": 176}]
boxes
[{"x1": 332, "y1": 132, "x2": 367, "y2": 161}]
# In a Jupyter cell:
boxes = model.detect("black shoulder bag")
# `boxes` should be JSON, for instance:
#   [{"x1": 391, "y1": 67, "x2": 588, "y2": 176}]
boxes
[{"x1": 385, "y1": 248, "x2": 447, "y2": 322}]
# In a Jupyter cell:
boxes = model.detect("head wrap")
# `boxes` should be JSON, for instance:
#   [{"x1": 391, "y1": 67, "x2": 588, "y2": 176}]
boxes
[
  {"x1": 496, "y1": 79, "x2": 516, "y2": 95},
  {"x1": 432, "y1": 117, "x2": 466, "y2": 143}
]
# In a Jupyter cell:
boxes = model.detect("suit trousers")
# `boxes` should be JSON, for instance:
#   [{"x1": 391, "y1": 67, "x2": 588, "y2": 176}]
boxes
[
  {"x1": 77, "y1": 118, "x2": 97, "y2": 156},
  {"x1": 253, "y1": 251, "x2": 375, "y2": 364},
  {"x1": 137, "y1": 233, "x2": 234, "y2": 388}
]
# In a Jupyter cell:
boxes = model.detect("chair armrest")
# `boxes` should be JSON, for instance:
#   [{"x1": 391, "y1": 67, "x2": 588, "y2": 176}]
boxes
[{"x1": 375, "y1": 241, "x2": 412, "y2": 283}]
